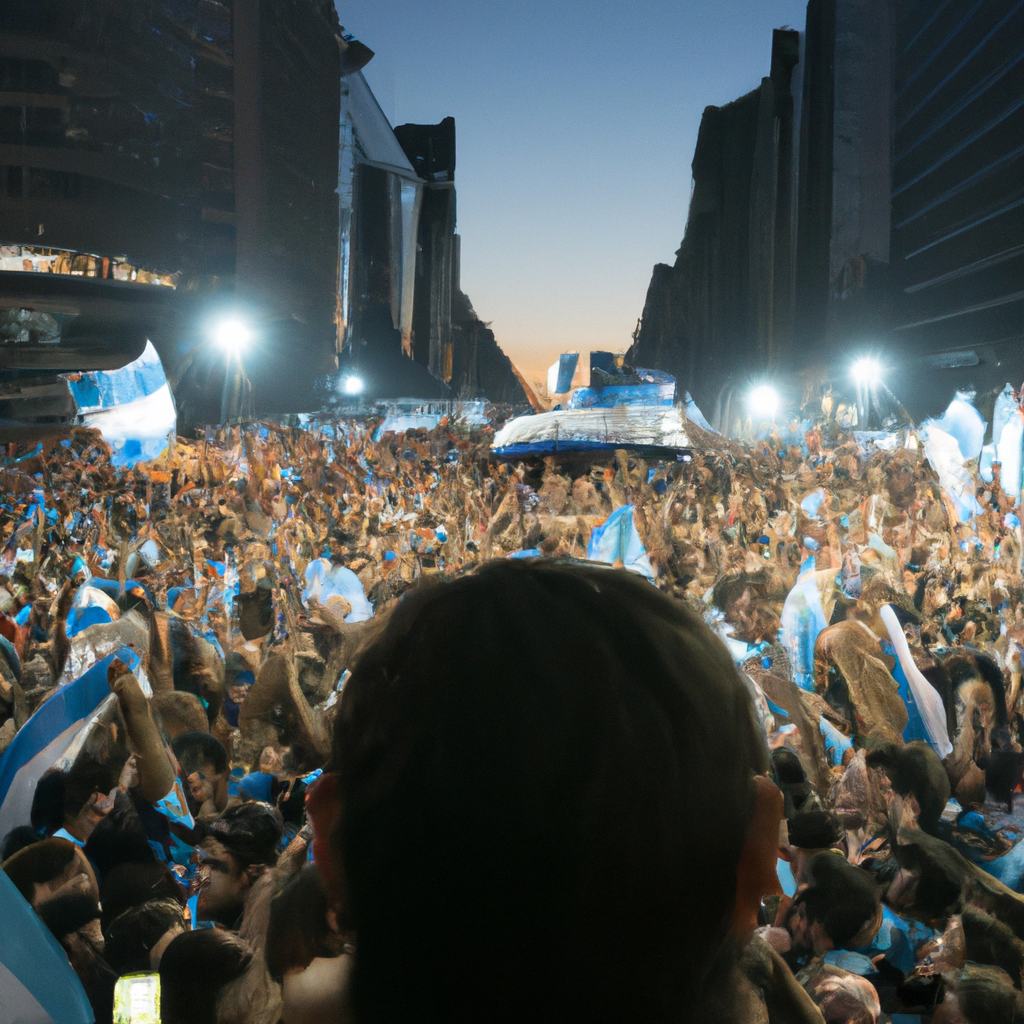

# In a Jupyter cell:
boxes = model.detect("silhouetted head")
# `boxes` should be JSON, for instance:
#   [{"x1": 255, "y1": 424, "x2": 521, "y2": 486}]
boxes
[
  {"x1": 787, "y1": 852, "x2": 881, "y2": 954},
  {"x1": 104, "y1": 898, "x2": 186, "y2": 974},
  {"x1": 159, "y1": 929, "x2": 253, "y2": 1024},
  {"x1": 310, "y1": 559, "x2": 778, "y2": 1024}
]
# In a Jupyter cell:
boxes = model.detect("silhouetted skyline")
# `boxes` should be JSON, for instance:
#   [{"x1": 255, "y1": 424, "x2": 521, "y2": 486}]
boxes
[{"x1": 341, "y1": 0, "x2": 809, "y2": 386}]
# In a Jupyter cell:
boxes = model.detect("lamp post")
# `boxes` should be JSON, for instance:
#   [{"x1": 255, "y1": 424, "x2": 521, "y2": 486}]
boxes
[
  {"x1": 214, "y1": 319, "x2": 251, "y2": 426},
  {"x1": 747, "y1": 383, "x2": 780, "y2": 423}
]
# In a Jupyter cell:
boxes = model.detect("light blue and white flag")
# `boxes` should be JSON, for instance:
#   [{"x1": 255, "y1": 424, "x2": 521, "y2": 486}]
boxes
[
  {"x1": 0, "y1": 870, "x2": 94, "y2": 1024},
  {"x1": 0, "y1": 647, "x2": 140, "y2": 840},
  {"x1": 64, "y1": 340, "x2": 176, "y2": 467},
  {"x1": 587, "y1": 505, "x2": 655, "y2": 580}
]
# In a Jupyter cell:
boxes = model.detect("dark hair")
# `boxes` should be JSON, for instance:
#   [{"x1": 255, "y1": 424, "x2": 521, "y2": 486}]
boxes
[
  {"x1": 1, "y1": 836, "x2": 78, "y2": 903},
  {"x1": 159, "y1": 929, "x2": 253, "y2": 1024},
  {"x1": 83, "y1": 791, "x2": 155, "y2": 878},
  {"x1": 865, "y1": 741, "x2": 950, "y2": 836},
  {"x1": 152, "y1": 691, "x2": 210, "y2": 739},
  {"x1": 36, "y1": 890, "x2": 100, "y2": 939},
  {"x1": 794, "y1": 852, "x2": 880, "y2": 949},
  {"x1": 99, "y1": 861, "x2": 185, "y2": 935},
  {"x1": 787, "y1": 811, "x2": 841, "y2": 851},
  {"x1": 961, "y1": 907, "x2": 1024, "y2": 990},
  {"x1": 891, "y1": 829, "x2": 966, "y2": 923},
  {"x1": 951, "y1": 963, "x2": 1024, "y2": 1024},
  {"x1": 771, "y1": 748, "x2": 817, "y2": 819},
  {"x1": 330, "y1": 559, "x2": 766, "y2": 1024},
  {"x1": 104, "y1": 899, "x2": 185, "y2": 975},
  {"x1": 206, "y1": 801, "x2": 282, "y2": 869},
  {"x1": 31, "y1": 769, "x2": 66, "y2": 834},
  {"x1": 266, "y1": 865, "x2": 341, "y2": 982},
  {"x1": 771, "y1": 748, "x2": 807, "y2": 786},
  {"x1": 171, "y1": 731, "x2": 228, "y2": 777},
  {"x1": 1, "y1": 824, "x2": 43, "y2": 861},
  {"x1": 63, "y1": 758, "x2": 119, "y2": 820}
]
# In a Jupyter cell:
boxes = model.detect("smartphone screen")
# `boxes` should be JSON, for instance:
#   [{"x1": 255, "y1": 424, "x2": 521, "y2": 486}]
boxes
[{"x1": 112, "y1": 973, "x2": 160, "y2": 1024}]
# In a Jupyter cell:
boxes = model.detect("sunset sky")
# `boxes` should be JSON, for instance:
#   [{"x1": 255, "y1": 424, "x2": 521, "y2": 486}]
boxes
[{"x1": 341, "y1": 0, "x2": 809, "y2": 388}]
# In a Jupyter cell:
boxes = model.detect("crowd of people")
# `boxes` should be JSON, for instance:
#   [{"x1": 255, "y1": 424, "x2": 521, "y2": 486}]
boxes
[{"x1": 0, "y1": 405, "x2": 1023, "y2": 1023}]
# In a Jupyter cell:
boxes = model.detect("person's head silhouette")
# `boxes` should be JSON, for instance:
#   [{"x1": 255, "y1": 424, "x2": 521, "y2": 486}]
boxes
[{"x1": 309, "y1": 559, "x2": 783, "y2": 1024}]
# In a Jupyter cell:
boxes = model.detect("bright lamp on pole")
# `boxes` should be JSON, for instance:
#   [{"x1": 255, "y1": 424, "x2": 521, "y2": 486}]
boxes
[
  {"x1": 341, "y1": 375, "x2": 364, "y2": 396},
  {"x1": 747, "y1": 384, "x2": 779, "y2": 420},
  {"x1": 851, "y1": 356, "x2": 882, "y2": 386},
  {"x1": 214, "y1": 319, "x2": 250, "y2": 355}
]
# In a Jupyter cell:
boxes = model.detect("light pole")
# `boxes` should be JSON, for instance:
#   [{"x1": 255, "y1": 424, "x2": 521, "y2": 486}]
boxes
[{"x1": 214, "y1": 319, "x2": 251, "y2": 426}]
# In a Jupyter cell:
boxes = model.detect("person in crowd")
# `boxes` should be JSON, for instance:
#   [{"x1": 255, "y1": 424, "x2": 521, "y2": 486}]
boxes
[
  {"x1": 783, "y1": 852, "x2": 883, "y2": 958},
  {"x1": 195, "y1": 800, "x2": 283, "y2": 927},
  {"x1": 4, "y1": 837, "x2": 116, "y2": 1023},
  {"x1": 796, "y1": 962, "x2": 880, "y2": 1024},
  {"x1": 36, "y1": 887, "x2": 116, "y2": 1024},
  {"x1": 54, "y1": 757, "x2": 118, "y2": 846},
  {"x1": 30, "y1": 766, "x2": 67, "y2": 836},
  {"x1": 778, "y1": 811, "x2": 845, "y2": 896},
  {"x1": 934, "y1": 963, "x2": 1024, "y2": 1024},
  {"x1": 865, "y1": 740, "x2": 951, "y2": 836},
  {"x1": 173, "y1": 730, "x2": 231, "y2": 820},
  {"x1": 3, "y1": 835, "x2": 98, "y2": 908},
  {"x1": 265, "y1": 863, "x2": 351, "y2": 1021},
  {"x1": 308, "y1": 559, "x2": 792, "y2": 1024},
  {"x1": 159, "y1": 929, "x2": 254, "y2": 1024},
  {"x1": 83, "y1": 788, "x2": 159, "y2": 881},
  {"x1": 0, "y1": 822, "x2": 42, "y2": 860},
  {"x1": 99, "y1": 860, "x2": 186, "y2": 934},
  {"x1": 103, "y1": 897, "x2": 186, "y2": 974},
  {"x1": 772, "y1": 748, "x2": 822, "y2": 820},
  {"x1": 266, "y1": 863, "x2": 345, "y2": 981}
]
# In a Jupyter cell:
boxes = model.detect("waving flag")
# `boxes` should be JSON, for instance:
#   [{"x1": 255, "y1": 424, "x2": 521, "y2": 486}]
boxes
[
  {"x1": 0, "y1": 647, "x2": 141, "y2": 841},
  {"x1": 0, "y1": 869, "x2": 94, "y2": 1024}
]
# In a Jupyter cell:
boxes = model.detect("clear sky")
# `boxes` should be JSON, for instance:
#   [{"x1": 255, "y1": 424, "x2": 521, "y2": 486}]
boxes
[{"x1": 338, "y1": 0, "x2": 810, "y2": 390}]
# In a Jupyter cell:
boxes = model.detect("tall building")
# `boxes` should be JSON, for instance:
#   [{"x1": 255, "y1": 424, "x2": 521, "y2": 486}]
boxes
[
  {"x1": 333, "y1": 105, "x2": 527, "y2": 405},
  {"x1": 797, "y1": 0, "x2": 893, "y2": 362},
  {"x1": 0, "y1": 0, "x2": 346, "y2": 423},
  {"x1": 631, "y1": 0, "x2": 1024, "y2": 421},
  {"x1": 628, "y1": 29, "x2": 801, "y2": 424},
  {"x1": 888, "y1": 0, "x2": 1024, "y2": 405},
  {"x1": 0, "y1": 1, "x2": 525, "y2": 431}
]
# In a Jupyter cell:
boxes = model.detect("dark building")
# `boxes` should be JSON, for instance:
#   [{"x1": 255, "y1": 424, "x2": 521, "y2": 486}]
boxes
[
  {"x1": 796, "y1": 0, "x2": 893, "y2": 364},
  {"x1": 889, "y1": 0, "x2": 1024, "y2": 410},
  {"x1": 0, "y1": 0, "x2": 350, "y2": 424},
  {"x1": 333, "y1": 103, "x2": 526, "y2": 406},
  {"x1": 632, "y1": 0, "x2": 1024, "y2": 422},
  {"x1": 395, "y1": 117, "x2": 457, "y2": 385},
  {"x1": 0, "y1": 2, "x2": 525, "y2": 430},
  {"x1": 334, "y1": 115, "x2": 526, "y2": 405},
  {"x1": 627, "y1": 29, "x2": 801, "y2": 428}
]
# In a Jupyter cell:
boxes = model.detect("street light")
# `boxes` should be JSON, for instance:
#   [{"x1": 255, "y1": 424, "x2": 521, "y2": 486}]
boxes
[
  {"x1": 213, "y1": 318, "x2": 251, "y2": 425},
  {"x1": 214, "y1": 318, "x2": 250, "y2": 355},
  {"x1": 851, "y1": 356, "x2": 882, "y2": 386},
  {"x1": 341, "y1": 375, "x2": 364, "y2": 396},
  {"x1": 747, "y1": 384, "x2": 779, "y2": 420}
]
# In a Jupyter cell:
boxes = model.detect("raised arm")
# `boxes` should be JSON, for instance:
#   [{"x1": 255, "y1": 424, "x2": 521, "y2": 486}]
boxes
[{"x1": 108, "y1": 658, "x2": 176, "y2": 803}]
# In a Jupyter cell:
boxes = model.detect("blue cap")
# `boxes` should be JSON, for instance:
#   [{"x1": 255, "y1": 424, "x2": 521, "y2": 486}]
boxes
[{"x1": 238, "y1": 772, "x2": 275, "y2": 803}]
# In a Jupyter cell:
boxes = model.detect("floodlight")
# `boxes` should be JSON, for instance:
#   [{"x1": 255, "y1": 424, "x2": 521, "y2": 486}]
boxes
[
  {"x1": 748, "y1": 384, "x2": 779, "y2": 420},
  {"x1": 341, "y1": 375, "x2": 364, "y2": 396},
  {"x1": 852, "y1": 356, "x2": 882, "y2": 386},
  {"x1": 214, "y1": 319, "x2": 250, "y2": 354}
]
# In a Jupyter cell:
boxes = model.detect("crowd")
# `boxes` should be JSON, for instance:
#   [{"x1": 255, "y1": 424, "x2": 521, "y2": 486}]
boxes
[{"x1": 0, "y1": 404, "x2": 1023, "y2": 1024}]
